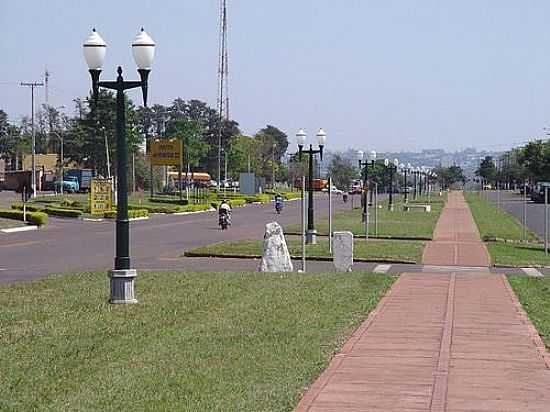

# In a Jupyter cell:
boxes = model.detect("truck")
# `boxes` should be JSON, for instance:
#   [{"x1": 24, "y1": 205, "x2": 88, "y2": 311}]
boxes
[
  {"x1": 65, "y1": 169, "x2": 95, "y2": 192},
  {"x1": 530, "y1": 182, "x2": 550, "y2": 203},
  {"x1": 54, "y1": 176, "x2": 79, "y2": 193}
]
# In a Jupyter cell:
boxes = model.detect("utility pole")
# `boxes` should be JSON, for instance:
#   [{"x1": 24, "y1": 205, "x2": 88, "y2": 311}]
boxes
[{"x1": 21, "y1": 81, "x2": 44, "y2": 197}]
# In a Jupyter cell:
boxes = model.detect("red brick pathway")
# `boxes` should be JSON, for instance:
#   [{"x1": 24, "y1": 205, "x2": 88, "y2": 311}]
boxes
[{"x1": 295, "y1": 192, "x2": 550, "y2": 411}]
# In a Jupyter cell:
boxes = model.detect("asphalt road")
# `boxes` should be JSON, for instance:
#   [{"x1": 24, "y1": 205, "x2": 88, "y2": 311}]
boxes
[
  {"x1": 0, "y1": 193, "x2": 351, "y2": 283},
  {"x1": 483, "y1": 190, "x2": 548, "y2": 239}
]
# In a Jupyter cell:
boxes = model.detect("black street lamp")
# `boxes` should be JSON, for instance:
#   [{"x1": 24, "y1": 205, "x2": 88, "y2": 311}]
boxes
[
  {"x1": 385, "y1": 158, "x2": 399, "y2": 211},
  {"x1": 296, "y1": 128, "x2": 326, "y2": 245},
  {"x1": 357, "y1": 150, "x2": 375, "y2": 223},
  {"x1": 84, "y1": 28, "x2": 156, "y2": 304}
]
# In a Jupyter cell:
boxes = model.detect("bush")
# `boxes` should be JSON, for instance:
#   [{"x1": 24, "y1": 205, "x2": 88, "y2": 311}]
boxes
[
  {"x1": 44, "y1": 207, "x2": 83, "y2": 218},
  {"x1": 11, "y1": 203, "x2": 44, "y2": 213},
  {"x1": 0, "y1": 208, "x2": 48, "y2": 226},
  {"x1": 129, "y1": 203, "x2": 179, "y2": 214},
  {"x1": 103, "y1": 209, "x2": 149, "y2": 219},
  {"x1": 210, "y1": 199, "x2": 247, "y2": 210},
  {"x1": 148, "y1": 197, "x2": 189, "y2": 206}
]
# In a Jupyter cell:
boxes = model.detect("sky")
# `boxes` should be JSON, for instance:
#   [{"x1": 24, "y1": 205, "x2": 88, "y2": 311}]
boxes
[{"x1": 2, "y1": 0, "x2": 550, "y2": 153}]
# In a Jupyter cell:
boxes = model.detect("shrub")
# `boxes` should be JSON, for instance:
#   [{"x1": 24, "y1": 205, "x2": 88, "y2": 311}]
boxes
[
  {"x1": 11, "y1": 203, "x2": 44, "y2": 213},
  {"x1": 148, "y1": 197, "x2": 189, "y2": 206},
  {"x1": 104, "y1": 209, "x2": 149, "y2": 219},
  {"x1": 0, "y1": 208, "x2": 48, "y2": 226},
  {"x1": 44, "y1": 207, "x2": 83, "y2": 218}
]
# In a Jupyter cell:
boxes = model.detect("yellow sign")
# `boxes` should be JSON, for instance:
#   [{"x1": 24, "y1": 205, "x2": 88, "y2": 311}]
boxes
[
  {"x1": 90, "y1": 178, "x2": 113, "y2": 214},
  {"x1": 150, "y1": 139, "x2": 182, "y2": 166}
]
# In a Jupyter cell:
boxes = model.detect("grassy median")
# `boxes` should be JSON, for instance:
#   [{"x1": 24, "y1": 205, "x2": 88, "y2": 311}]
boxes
[
  {"x1": 464, "y1": 192, "x2": 538, "y2": 242},
  {"x1": 186, "y1": 238, "x2": 425, "y2": 264},
  {"x1": 0, "y1": 270, "x2": 393, "y2": 411},
  {"x1": 464, "y1": 192, "x2": 546, "y2": 266},
  {"x1": 286, "y1": 200, "x2": 444, "y2": 240},
  {"x1": 508, "y1": 276, "x2": 550, "y2": 349}
]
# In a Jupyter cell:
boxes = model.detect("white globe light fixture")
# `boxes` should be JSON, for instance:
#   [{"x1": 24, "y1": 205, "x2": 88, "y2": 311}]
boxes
[
  {"x1": 316, "y1": 128, "x2": 327, "y2": 147},
  {"x1": 296, "y1": 129, "x2": 306, "y2": 147},
  {"x1": 370, "y1": 150, "x2": 377, "y2": 162},
  {"x1": 132, "y1": 28, "x2": 156, "y2": 70},
  {"x1": 357, "y1": 150, "x2": 364, "y2": 161},
  {"x1": 384, "y1": 158, "x2": 389, "y2": 167},
  {"x1": 83, "y1": 28, "x2": 107, "y2": 70}
]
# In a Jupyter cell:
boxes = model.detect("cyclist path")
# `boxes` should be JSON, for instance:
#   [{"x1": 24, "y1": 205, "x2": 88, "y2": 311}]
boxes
[{"x1": 295, "y1": 191, "x2": 550, "y2": 412}]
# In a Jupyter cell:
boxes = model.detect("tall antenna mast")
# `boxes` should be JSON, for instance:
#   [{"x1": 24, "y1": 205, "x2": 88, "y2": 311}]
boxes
[
  {"x1": 217, "y1": 0, "x2": 229, "y2": 188},
  {"x1": 44, "y1": 67, "x2": 50, "y2": 106}
]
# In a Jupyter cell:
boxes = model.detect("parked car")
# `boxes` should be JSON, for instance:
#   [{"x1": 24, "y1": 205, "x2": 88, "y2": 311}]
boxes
[
  {"x1": 54, "y1": 176, "x2": 79, "y2": 193},
  {"x1": 530, "y1": 182, "x2": 550, "y2": 203}
]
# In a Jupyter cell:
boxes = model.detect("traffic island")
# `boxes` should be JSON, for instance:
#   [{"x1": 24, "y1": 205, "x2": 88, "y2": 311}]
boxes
[
  {"x1": 285, "y1": 199, "x2": 445, "y2": 240},
  {"x1": 184, "y1": 237, "x2": 425, "y2": 264},
  {"x1": 0, "y1": 270, "x2": 393, "y2": 410}
]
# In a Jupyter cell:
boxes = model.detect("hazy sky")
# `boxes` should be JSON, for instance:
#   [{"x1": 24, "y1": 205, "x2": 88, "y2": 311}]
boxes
[{"x1": 2, "y1": 0, "x2": 550, "y2": 152}]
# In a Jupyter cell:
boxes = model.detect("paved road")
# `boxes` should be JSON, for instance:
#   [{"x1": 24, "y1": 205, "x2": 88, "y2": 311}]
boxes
[
  {"x1": 0, "y1": 193, "x2": 348, "y2": 283},
  {"x1": 483, "y1": 190, "x2": 547, "y2": 239}
]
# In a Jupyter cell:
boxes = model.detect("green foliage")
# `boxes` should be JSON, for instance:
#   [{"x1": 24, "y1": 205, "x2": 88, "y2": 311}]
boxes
[
  {"x1": 433, "y1": 165, "x2": 465, "y2": 188},
  {"x1": 0, "y1": 208, "x2": 48, "y2": 226},
  {"x1": 327, "y1": 154, "x2": 359, "y2": 191},
  {"x1": 44, "y1": 207, "x2": 83, "y2": 218},
  {"x1": 104, "y1": 209, "x2": 149, "y2": 219},
  {"x1": 476, "y1": 156, "x2": 497, "y2": 183}
]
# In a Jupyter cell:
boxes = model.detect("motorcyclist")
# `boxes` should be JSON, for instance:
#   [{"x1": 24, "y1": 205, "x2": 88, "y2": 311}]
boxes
[
  {"x1": 274, "y1": 193, "x2": 284, "y2": 213},
  {"x1": 219, "y1": 199, "x2": 232, "y2": 227}
]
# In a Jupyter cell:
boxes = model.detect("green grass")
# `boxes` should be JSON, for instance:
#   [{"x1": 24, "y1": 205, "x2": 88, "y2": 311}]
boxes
[
  {"x1": 286, "y1": 200, "x2": 444, "y2": 239},
  {"x1": 186, "y1": 238, "x2": 425, "y2": 263},
  {"x1": 0, "y1": 270, "x2": 393, "y2": 411},
  {"x1": 464, "y1": 192, "x2": 539, "y2": 242},
  {"x1": 0, "y1": 217, "x2": 26, "y2": 229},
  {"x1": 508, "y1": 276, "x2": 550, "y2": 349},
  {"x1": 487, "y1": 243, "x2": 550, "y2": 267}
]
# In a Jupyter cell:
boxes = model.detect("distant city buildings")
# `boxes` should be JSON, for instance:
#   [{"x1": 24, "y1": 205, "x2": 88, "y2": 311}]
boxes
[{"x1": 319, "y1": 147, "x2": 503, "y2": 177}]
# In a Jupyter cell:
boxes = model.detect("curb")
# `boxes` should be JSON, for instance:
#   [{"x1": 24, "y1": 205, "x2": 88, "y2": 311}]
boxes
[
  {"x1": 1, "y1": 225, "x2": 39, "y2": 233},
  {"x1": 183, "y1": 251, "x2": 416, "y2": 265},
  {"x1": 284, "y1": 232, "x2": 431, "y2": 241}
]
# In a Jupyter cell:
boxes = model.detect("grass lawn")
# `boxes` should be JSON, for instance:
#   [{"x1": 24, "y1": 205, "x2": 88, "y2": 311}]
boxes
[
  {"x1": 487, "y1": 242, "x2": 550, "y2": 267},
  {"x1": 286, "y1": 200, "x2": 444, "y2": 240},
  {"x1": 508, "y1": 276, "x2": 550, "y2": 349},
  {"x1": 0, "y1": 217, "x2": 26, "y2": 229},
  {"x1": 186, "y1": 238, "x2": 425, "y2": 263},
  {"x1": 464, "y1": 192, "x2": 539, "y2": 242},
  {"x1": 0, "y1": 270, "x2": 393, "y2": 411}
]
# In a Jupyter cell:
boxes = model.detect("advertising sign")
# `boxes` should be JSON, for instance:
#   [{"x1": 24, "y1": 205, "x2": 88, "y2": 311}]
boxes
[
  {"x1": 150, "y1": 139, "x2": 182, "y2": 166},
  {"x1": 90, "y1": 178, "x2": 112, "y2": 214}
]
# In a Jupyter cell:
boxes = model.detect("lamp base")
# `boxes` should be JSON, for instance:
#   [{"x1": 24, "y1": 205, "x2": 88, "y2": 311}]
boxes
[
  {"x1": 306, "y1": 229, "x2": 317, "y2": 245},
  {"x1": 108, "y1": 269, "x2": 138, "y2": 304}
]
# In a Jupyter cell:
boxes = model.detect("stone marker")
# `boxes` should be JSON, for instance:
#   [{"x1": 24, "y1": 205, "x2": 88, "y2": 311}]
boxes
[
  {"x1": 333, "y1": 231, "x2": 353, "y2": 272},
  {"x1": 259, "y1": 222, "x2": 293, "y2": 272}
]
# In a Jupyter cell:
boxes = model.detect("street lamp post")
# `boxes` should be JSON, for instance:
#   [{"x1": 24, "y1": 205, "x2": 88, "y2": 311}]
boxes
[
  {"x1": 358, "y1": 150, "x2": 375, "y2": 239},
  {"x1": 84, "y1": 28, "x2": 155, "y2": 304},
  {"x1": 51, "y1": 131, "x2": 64, "y2": 195},
  {"x1": 296, "y1": 128, "x2": 326, "y2": 245}
]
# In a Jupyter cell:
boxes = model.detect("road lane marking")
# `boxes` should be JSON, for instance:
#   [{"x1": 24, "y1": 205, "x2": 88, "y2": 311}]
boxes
[
  {"x1": 522, "y1": 267, "x2": 543, "y2": 277},
  {"x1": 0, "y1": 240, "x2": 44, "y2": 249},
  {"x1": 373, "y1": 264, "x2": 391, "y2": 273}
]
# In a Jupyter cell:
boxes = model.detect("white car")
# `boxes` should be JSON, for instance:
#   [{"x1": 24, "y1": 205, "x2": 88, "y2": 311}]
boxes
[{"x1": 322, "y1": 185, "x2": 343, "y2": 195}]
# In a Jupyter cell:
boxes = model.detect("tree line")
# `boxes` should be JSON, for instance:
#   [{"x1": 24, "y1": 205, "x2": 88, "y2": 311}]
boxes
[{"x1": 0, "y1": 91, "x2": 290, "y2": 190}]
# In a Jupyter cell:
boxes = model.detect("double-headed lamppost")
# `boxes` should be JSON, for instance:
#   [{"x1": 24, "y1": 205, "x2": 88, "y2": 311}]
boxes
[
  {"x1": 83, "y1": 28, "x2": 155, "y2": 304},
  {"x1": 296, "y1": 128, "x2": 327, "y2": 245},
  {"x1": 385, "y1": 158, "x2": 398, "y2": 211},
  {"x1": 357, "y1": 150, "x2": 374, "y2": 222}
]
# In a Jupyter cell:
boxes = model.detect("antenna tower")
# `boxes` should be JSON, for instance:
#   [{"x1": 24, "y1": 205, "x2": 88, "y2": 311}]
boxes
[{"x1": 217, "y1": 0, "x2": 229, "y2": 187}]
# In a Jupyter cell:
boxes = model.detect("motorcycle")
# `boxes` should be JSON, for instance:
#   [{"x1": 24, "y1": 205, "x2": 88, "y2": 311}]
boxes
[
  {"x1": 219, "y1": 210, "x2": 231, "y2": 230},
  {"x1": 275, "y1": 200, "x2": 283, "y2": 214}
]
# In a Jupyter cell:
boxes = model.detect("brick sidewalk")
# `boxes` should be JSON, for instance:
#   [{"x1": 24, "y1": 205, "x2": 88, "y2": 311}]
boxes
[{"x1": 295, "y1": 192, "x2": 550, "y2": 411}]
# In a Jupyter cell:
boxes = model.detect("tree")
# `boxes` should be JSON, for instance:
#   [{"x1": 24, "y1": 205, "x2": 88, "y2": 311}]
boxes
[
  {"x1": 434, "y1": 165, "x2": 465, "y2": 188},
  {"x1": 476, "y1": 156, "x2": 497, "y2": 184},
  {"x1": 253, "y1": 125, "x2": 289, "y2": 184},
  {"x1": 326, "y1": 154, "x2": 358, "y2": 191},
  {"x1": 227, "y1": 134, "x2": 257, "y2": 179},
  {"x1": 172, "y1": 117, "x2": 208, "y2": 169}
]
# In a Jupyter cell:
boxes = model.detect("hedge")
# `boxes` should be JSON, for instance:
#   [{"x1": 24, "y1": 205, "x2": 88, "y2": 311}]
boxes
[
  {"x1": 210, "y1": 199, "x2": 247, "y2": 210},
  {"x1": 104, "y1": 209, "x2": 149, "y2": 219},
  {"x1": 148, "y1": 197, "x2": 189, "y2": 206},
  {"x1": 11, "y1": 203, "x2": 44, "y2": 213},
  {"x1": 0, "y1": 208, "x2": 48, "y2": 226},
  {"x1": 44, "y1": 207, "x2": 83, "y2": 218}
]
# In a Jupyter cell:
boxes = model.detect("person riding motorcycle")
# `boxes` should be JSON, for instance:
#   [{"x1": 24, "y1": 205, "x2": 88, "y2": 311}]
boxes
[
  {"x1": 274, "y1": 193, "x2": 284, "y2": 214},
  {"x1": 219, "y1": 200, "x2": 232, "y2": 229}
]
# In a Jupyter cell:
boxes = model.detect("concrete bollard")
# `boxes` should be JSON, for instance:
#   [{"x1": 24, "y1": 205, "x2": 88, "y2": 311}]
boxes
[{"x1": 333, "y1": 231, "x2": 354, "y2": 272}]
